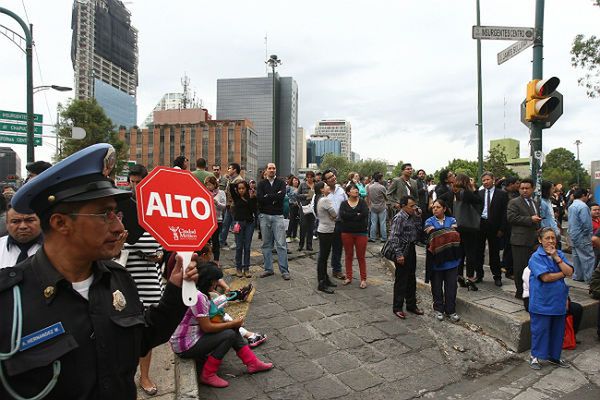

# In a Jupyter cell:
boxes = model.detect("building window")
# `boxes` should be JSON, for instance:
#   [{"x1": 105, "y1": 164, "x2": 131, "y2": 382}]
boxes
[
  {"x1": 148, "y1": 129, "x2": 154, "y2": 167},
  {"x1": 169, "y1": 127, "x2": 175, "y2": 164},
  {"x1": 241, "y1": 128, "x2": 247, "y2": 169},
  {"x1": 215, "y1": 126, "x2": 222, "y2": 166},
  {"x1": 202, "y1": 126, "x2": 209, "y2": 160},
  {"x1": 180, "y1": 127, "x2": 186, "y2": 155},
  {"x1": 190, "y1": 127, "x2": 196, "y2": 164},
  {"x1": 136, "y1": 130, "x2": 142, "y2": 159},
  {"x1": 227, "y1": 126, "x2": 234, "y2": 163},
  {"x1": 159, "y1": 127, "x2": 165, "y2": 165}
]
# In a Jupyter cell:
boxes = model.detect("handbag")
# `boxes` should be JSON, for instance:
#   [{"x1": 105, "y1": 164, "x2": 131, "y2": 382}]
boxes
[
  {"x1": 301, "y1": 194, "x2": 316, "y2": 216},
  {"x1": 453, "y1": 194, "x2": 480, "y2": 231},
  {"x1": 562, "y1": 314, "x2": 576, "y2": 350},
  {"x1": 232, "y1": 222, "x2": 241, "y2": 234},
  {"x1": 380, "y1": 240, "x2": 396, "y2": 261}
]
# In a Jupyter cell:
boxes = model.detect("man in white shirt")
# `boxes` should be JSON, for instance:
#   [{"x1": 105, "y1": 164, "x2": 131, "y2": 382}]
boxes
[
  {"x1": 0, "y1": 206, "x2": 43, "y2": 268},
  {"x1": 323, "y1": 169, "x2": 348, "y2": 279}
]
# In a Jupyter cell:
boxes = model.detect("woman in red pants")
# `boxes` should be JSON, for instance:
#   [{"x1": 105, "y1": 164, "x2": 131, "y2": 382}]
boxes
[{"x1": 339, "y1": 183, "x2": 369, "y2": 288}]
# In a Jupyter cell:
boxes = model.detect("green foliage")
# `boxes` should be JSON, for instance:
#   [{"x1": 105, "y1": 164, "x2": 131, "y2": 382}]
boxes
[
  {"x1": 443, "y1": 159, "x2": 478, "y2": 179},
  {"x1": 570, "y1": 1, "x2": 600, "y2": 97},
  {"x1": 391, "y1": 161, "x2": 405, "y2": 178},
  {"x1": 56, "y1": 99, "x2": 128, "y2": 174},
  {"x1": 542, "y1": 147, "x2": 590, "y2": 188},
  {"x1": 318, "y1": 154, "x2": 388, "y2": 182},
  {"x1": 484, "y1": 146, "x2": 516, "y2": 178}
]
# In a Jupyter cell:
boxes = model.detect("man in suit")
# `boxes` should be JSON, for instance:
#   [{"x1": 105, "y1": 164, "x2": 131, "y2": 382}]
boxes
[
  {"x1": 477, "y1": 172, "x2": 509, "y2": 286},
  {"x1": 387, "y1": 163, "x2": 418, "y2": 214},
  {"x1": 507, "y1": 178, "x2": 542, "y2": 299}
]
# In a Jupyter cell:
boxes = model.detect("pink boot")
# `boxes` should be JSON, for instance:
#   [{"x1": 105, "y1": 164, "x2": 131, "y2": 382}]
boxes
[
  {"x1": 199, "y1": 355, "x2": 229, "y2": 388},
  {"x1": 236, "y1": 345, "x2": 273, "y2": 374}
]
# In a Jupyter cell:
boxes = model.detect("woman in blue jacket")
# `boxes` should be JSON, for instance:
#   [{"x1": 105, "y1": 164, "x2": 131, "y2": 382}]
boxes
[{"x1": 528, "y1": 227, "x2": 574, "y2": 370}]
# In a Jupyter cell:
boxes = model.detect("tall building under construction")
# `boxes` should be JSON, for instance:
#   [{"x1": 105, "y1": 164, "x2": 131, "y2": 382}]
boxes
[{"x1": 71, "y1": 0, "x2": 138, "y2": 128}]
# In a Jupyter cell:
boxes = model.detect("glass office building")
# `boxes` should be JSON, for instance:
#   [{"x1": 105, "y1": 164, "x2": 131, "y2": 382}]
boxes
[
  {"x1": 307, "y1": 138, "x2": 342, "y2": 166},
  {"x1": 94, "y1": 79, "x2": 137, "y2": 128}
]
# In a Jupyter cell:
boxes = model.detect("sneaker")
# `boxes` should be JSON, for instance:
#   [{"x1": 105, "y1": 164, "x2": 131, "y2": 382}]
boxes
[
  {"x1": 247, "y1": 333, "x2": 267, "y2": 348},
  {"x1": 448, "y1": 313, "x2": 460, "y2": 322},
  {"x1": 529, "y1": 356, "x2": 542, "y2": 370},
  {"x1": 260, "y1": 271, "x2": 274, "y2": 278},
  {"x1": 547, "y1": 358, "x2": 570, "y2": 368},
  {"x1": 312, "y1": 235, "x2": 318, "y2": 240},
  {"x1": 435, "y1": 311, "x2": 444, "y2": 321},
  {"x1": 243, "y1": 270, "x2": 252, "y2": 278},
  {"x1": 236, "y1": 269, "x2": 243, "y2": 278},
  {"x1": 368, "y1": 239, "x2": 376, "y2": 243},
  {"x1": 286, "y1": 237, "x2": 292, "y2": 243},
  {"x1": 282, "y1": 272, "x2": 291, "y2": 280}
]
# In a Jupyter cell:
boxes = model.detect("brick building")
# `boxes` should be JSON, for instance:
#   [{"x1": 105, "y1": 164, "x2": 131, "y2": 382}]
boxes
[{"x1": 119, "y1": 108, "x2": 258, "y2": 177}]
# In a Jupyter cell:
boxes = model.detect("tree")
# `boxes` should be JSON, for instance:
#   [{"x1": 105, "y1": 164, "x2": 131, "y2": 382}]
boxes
[
  {"x1": 319, "y1": 153, "x2": 352, "y2": 180},
  {"x1": 542, "y1": 147, "x2": 590, "y2": 188},
  {"x1": 441, "y1": 159, "x2": 478, "y2": 179},
  {"x1": 484, "y1": 146, "x2": 516, "y2": 179},
  {"x1": 56, "y1": 99, "x2": 128, "y2": 174},
  {"x1": 355, "y1": 159, "x2": 389, "y2": 180},
  {"x1": 390, "y1": 161, "x2": 405, "y2": 178},
  {"x1": 570, "y1": 1, "x2": 600, "y2": 98}
]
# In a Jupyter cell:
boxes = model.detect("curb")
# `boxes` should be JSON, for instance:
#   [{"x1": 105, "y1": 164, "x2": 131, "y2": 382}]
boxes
[{"x1": 175, "y1": 357, "x2": 198, "y2": 399}]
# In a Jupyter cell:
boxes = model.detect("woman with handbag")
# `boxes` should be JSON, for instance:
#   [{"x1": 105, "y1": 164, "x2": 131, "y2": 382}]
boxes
[
  {"x1": 286, "y1": 176, "x2": 301, "y2": 242},
  {"x1": 231, "y1": 180, "x2": 257, "y2": 278},
  {"x1": 452, "y1": 173, "x2": 483, "y2": 291},
  {"x1": 205, "y1": 176, "x2": 227, "y2": 265},
  {"x1": 297, "y1": 171, "x2": 316, "y2": 251},
  {"x1": 315, "y1": 181, "x2": 337, "y2": 294}
]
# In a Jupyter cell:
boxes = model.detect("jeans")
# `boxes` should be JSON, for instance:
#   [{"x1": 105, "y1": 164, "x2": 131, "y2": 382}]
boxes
[
  {"x1": 369, "y1": 209, "x2": 387, "y2": 241},
  {"x1": 220, "y1": 208, "x2": 233, "y2": 246},
  {"x1": 317, "y1": 232, "x2": 334, "y2": 282},
  {"x1": 286, "y1": 204, "x2": 300, "y2": 238},
  {"x1": 234, "y1": 220, "x2": 255, "y2": 270},
  {"x1": 430, "y1": 267, "x2": 458, "y2": 314},
  {"x1": 571, "y1": 241, "x2": 595, "y2": 282},
  {"x1": 341, "y1": 233, "x2": 368, "y2": 281},
  {"x1": 178, "y1": 329, "x2": 246, "y2": 361},
  {"x1": 331, "y1": 222, "x2": 343, "y2": 273},
  {"x1": 299, "y1": 212, "x2": 315, "y2": 249},
  {"x1": 259, "y1": 213, "x2": 289, "y2": 274}
]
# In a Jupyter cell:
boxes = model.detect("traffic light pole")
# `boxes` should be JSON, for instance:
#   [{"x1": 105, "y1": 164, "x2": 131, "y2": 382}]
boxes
[
  {"x1": 476, "y1": 0, "x2": 484, "y2": 184},
  {"x1": 530, "y1": 0, "x2": 545, "y2": 197}
]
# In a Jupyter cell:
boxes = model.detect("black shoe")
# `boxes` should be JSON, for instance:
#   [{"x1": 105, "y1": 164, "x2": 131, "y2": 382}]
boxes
[
  {"x1": 298, "y1": 246, "x2": 304, "y2": 251},
  {"x1": 494, "y1": 277, "x2": 503, "y2": 287},
  {"x1": 466, "y1": 280, "x2": 478, "y2": 291},
  {"x1": 318, "y1": 281, "x2": 335, "y2": 294},
  {"x1": 457, "y1": 276, "x2": 467, "y2": 288},
  {"x1": 325, "y1": 276, "x2": 337, "y2": 287},
  {"x1": 474, "y1": 276, "x2": 483, "y2": 283},
  {"x1": 306, "y1": 246, "x2": 313, "y2": 251}
]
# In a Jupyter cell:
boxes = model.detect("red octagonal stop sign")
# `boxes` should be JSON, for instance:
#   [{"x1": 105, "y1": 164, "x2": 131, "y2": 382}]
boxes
[{"x1": 135, "y1": 167, "x2": 217, "y2": 251}]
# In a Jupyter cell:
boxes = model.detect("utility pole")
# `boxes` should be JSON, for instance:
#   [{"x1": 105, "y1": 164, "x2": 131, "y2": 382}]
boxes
[
  {"x1": 476, "y1": 0, "x2": 484, "y2": 183},
  {"x1": 574, "y1": 139, "x2": 582, "y2": 186},
  {"x1": 530, "y1": 0, "x2": 545, "y2": 198},
  {"x1": 266, "y1": 54, "x2": 281, "y2": 166}
]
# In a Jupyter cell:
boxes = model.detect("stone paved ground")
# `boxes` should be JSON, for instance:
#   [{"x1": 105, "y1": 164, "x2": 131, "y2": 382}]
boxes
[{"x1": 190, "y1": 236, "x2": 600, "y2": 400}]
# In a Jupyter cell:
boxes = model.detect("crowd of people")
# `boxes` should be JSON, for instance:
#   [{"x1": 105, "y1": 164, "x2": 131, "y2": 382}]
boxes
[{"x1": 1, "y1": 147, "x2": 599, "y2": 396}]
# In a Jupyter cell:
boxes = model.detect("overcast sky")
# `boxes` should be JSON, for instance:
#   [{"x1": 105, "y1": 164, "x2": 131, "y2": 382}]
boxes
[{"x1": 1, "y1": 0, "x2": 599, "y2": 175}]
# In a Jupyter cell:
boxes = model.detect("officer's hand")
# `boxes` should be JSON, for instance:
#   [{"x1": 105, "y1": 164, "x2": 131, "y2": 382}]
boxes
[{"x1": 169, "y1": 253, "x2": 199, "y2": 287}]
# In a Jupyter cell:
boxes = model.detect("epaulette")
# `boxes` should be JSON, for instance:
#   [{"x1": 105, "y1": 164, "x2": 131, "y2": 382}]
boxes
[{"x1": 0, "y1": 267, "x2": 24, "y2": 292}]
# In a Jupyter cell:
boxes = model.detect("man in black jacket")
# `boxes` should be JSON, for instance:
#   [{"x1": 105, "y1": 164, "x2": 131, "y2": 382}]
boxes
[
  {"x1": 477, "y1": 172, "x2": 509, "y2": 286},
  {"x1": 257, "y1": 163, "x2": 290, "y2": 280}
]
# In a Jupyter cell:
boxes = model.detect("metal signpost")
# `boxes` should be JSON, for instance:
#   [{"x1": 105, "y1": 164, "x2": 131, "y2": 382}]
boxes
[
  {"x1": 497, "y1": 40, "x2": 533, "y2": 65},
  {"x1": 0, "y1": 109, "x2": 43, "y2": 146}
]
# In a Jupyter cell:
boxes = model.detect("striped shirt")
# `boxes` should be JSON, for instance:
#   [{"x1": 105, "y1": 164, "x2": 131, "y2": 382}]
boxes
[
  {"x1": 124, "y1": 232, "x2": 164, "y2": 307},
  {"x1": 170, "y1": 291, "x2": 210, "y2": 353},
  {"x1": 388, "y1": 209, "x2": 421, "y2": 258}
]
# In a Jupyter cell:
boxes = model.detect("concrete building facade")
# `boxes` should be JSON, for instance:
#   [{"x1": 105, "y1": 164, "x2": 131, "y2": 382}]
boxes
[
  {"x1": 119, "y1": 110, "x2": 257, "y2": 178},
  {"x1": 216, "y1": 73, "x2": 298, "y2": 176},
  {"x1": 296, "y1": 127, "x2": 307, "y2": 170},
  {"x1": 71, "y1": 0, "x2": 138, "y2": 128},
  {"x1": 0, "y1": 147, "x2": 21, "y2": 180},
  {"x1": 313, "y1": 119, "x2": 351, "y2": 159}
]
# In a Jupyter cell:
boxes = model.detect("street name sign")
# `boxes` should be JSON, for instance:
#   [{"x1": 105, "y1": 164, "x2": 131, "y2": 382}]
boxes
[
  {"x1": 0, "y1": 123, "x2": 42, "y2": 135},
  {"x1": 0, "y1": 134, "x2": 42, "y2": 146},
  {"x1": 497, "y1": 40, "x2": 533, "y2": 65},
  {"x1": 0, "y1": 110, "x2": 43, "y2": 123},
  {"x1": 472, "y1": 26, "x2": 535, "y2": 41},
  {"x1": 136, "y1": 167, "x2": 218, "y2": 306}
]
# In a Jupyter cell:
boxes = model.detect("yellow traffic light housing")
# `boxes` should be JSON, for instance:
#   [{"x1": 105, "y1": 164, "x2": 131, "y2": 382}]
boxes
[{"x1": 525, "y1": 77, "x2": 560, "y2": 122}]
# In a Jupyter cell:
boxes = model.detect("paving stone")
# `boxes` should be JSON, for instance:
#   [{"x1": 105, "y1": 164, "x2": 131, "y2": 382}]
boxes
[
  {"x1": 303, "y1": 375, "x2": 350, "y2": 400},
  {"x1": 265, "y1": 315, "x2": 301, "y2": 329},
  {"x1": 336, "y1": 300, "x2": 366, "y2": 313},
  {"x1": 297, "y1": 340, "x2": 338, "y2": 359},
  {"x1": 210, "y1": 377, "x2": 259, "y2": 400},
  {"x1": 399, "y1": 365, "x2": 459, "y2": 396},
  {"x1": 279, "y1": 324, "x2": 316, "y2": 343},
  {"x1": 316, "y1": 351, "x2": 361, "y2": 374},
  {"x1": 330, "y1": 314, "x2": 363, "y2": 329},
  {"x1": 372, "y1": 320, "x2": 411, "y2": 336},
  {"x1": 281, "y1": 360, "x2": 325, "y2": 383},
  {"x1": 266, "y1": 349, "x2": 307, "y2": 367},
  {"x1": 347, "y1": 345, "x2": 387, "y2": 363},
  {"x1": 512, "y1": 388, "x2": 551, "y2": 399},
  {"x1": 313, "y1": 303, "x2": 346, "y2": 317},
  {"x1": 250, "y1": 368, "x2": 295, "y2": 392},
  {"x1": 396, "y1": 332, "x2": 435, "y2": 350},
  {"x1": 303, "y1": 294, "x2": 331, "y2": 306},
  {"x1": 369, "y1": 338, "x2": 411, "y2": 357},
  {"x1": 267, "y1": 384, "x2": 315, "y2": 400},
  {"x1": 252, "y1": 303, "x2": 287, "y2": 319},
  {"x1": 533, "y1": 366, "x2": 589, "y2": 395},
  {"x1": 291, "y1": 307, "x2": 326, "y2": 322},
  {"x1": 327, "y1": 329, "x2": 365, "y2": 350},
  {"x1": 352, "y1": 325, "x2": 388, "y2": 343},
  {"x1": 276, "y1": 296, "x2": 309, "y2": 311},
  {"x1": 347, "y1": 382, "x2": 415, "y2": 400},
  {"x1": 337, "y1": 368, "x2": 384, "y2": 391},
  {"x1": 368, "y1": 352, "x2": 437, "y2": 381},
  {"x1": 311, "y1": 318, "x2": 345, "y2": 335}
]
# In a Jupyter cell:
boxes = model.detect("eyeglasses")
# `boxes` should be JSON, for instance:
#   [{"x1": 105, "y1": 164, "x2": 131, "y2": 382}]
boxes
[{"x1": 69, "y1": 210, "x2": 123, "y2": 223}]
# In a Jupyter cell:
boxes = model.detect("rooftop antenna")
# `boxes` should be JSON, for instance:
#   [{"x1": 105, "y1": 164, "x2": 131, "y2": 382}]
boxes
[
  {"x1": 181, "y1": 73, "x2": 191, "y2": 109},
  {"x1": 264, "y1": 34, "x2": 268, "y2": 75}
]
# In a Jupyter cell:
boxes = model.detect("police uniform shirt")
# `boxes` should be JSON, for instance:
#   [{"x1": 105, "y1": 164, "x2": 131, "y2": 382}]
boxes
[{"x1": 0, "y1": 248, "x2": 187, "y2": 400}]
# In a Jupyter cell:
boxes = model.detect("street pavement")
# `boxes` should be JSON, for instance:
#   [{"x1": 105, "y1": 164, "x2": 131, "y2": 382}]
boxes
[{"x1": 184, "y1": 235, "x2": 600, "y2": 400}]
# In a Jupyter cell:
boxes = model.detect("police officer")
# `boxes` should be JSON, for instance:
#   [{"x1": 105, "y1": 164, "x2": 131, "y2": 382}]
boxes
[{"x1": 0, "y1": 144, "x2": 198, "y2": 399}]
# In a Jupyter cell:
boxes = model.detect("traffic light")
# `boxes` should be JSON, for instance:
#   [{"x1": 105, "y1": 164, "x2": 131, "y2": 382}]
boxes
[{"x1": 525, "y1": 77, "x2": 560, "y2": 122}]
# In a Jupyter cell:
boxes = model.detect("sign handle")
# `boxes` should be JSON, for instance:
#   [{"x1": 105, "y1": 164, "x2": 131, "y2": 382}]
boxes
[{"x1": 179, "y1": 251, "x2": 198, "y2": 306}]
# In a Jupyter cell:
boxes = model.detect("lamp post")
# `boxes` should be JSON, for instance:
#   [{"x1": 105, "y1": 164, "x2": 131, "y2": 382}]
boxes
[
  {"x1": 0, "y1": 7, "x2": 33, "y2": 163},
  {"x1": 266, "y1": 54, "x2": 281, "y2": 165},
  {"x1": 574, "y1": 139, "x2": 582, "y2": 186},
  {"x1": 33, "y1": 85, "x2": 72, "y2": 94}
]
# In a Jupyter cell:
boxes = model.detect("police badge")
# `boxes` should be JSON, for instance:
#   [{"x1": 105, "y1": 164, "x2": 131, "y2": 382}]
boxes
[{"x1": 112, "y1": 290, "x2": 127, "y2": 311}]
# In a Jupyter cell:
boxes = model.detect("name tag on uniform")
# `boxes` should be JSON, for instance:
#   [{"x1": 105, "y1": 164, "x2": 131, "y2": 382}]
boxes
[{"x1": 19, "y1": 322, "x2": 65, "y2": 352}]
